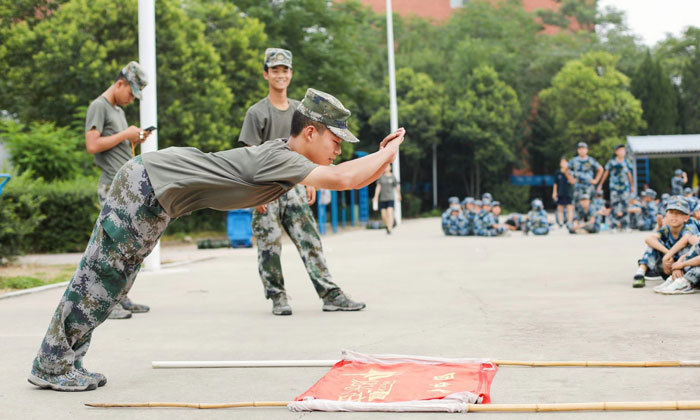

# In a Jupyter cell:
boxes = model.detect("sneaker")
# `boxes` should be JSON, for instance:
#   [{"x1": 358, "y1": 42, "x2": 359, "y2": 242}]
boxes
[
  {"x1": 660, "y1": 277, "x2": 697, "y2": 295},
  {"x1": 107, "y1": 303, "x2": 132, "y2": 319},
  {"x1": 121, "y1": 296, "x2": 150, "y2": 313},
  {"x1": 322, "y1": 291, "x2": 366, "y2": 312},
  {"x1": 271, "y1": 293, "x2": 292, "y2": 316},
  {"x1": 28, "y1": 366, "x2": 97, "y2": 392},
  {"x1": 632, "y1": 274, "x2": 645, "y2": 288},
  {"x1": 653, "y1": 277, "x2": 674, "y2": 293},
  {"x1": 75, "y1": 367, "x2": 107, "y2": 387}
]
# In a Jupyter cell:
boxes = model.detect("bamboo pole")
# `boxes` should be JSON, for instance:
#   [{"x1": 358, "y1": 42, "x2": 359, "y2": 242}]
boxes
[
  {"x1": 467, "y1": 400, "x2": 700, "y2": 412},
  {"x1": 85, "y1": 401, "x2": 290, "y2": 409},
  {"x1": 151, "y1": 359, "x2": 700, "y2": 369},
  {"x1": 85, "y1": 400, "x2": 700, "y2": 412}
]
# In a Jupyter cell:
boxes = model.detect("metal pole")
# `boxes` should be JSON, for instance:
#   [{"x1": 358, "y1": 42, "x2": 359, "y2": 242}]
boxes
[
  {"x1": 139, "y1": 0, "x2": 160, "y2": 271},
  {"x1": 386, "y1": 0, "x2": 401, "y2": 224},
  {"x1": 432, "y1": 143, "x2": 437, "y2": 208}
]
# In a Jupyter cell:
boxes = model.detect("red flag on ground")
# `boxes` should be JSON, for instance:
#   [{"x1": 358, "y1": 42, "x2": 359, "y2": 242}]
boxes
[{"x1": 289, "y1": 351, "x2": 498, "y2": 413}]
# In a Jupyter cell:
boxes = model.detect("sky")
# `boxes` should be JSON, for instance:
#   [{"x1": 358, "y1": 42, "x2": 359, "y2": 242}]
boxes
[{"x1": 597, "y1": 0, "x2": 700, "y2": 46}]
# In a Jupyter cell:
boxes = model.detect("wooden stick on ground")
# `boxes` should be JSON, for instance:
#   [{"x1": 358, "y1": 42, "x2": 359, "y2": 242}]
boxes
[
  {"x1": 85, "y1": 400, "x2": 700, "y2": 412},
  {"x1": 85, "y1": 401, "x2": 290, "y2": 409},
  {"x1": 151, "y1": 359, "x2": 700, "y2": 369}
]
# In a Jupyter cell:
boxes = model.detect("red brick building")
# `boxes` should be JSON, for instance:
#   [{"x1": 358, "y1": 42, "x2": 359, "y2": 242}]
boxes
[{"x1": 354, "y1": 0, "x2": 588, "y2": 33}]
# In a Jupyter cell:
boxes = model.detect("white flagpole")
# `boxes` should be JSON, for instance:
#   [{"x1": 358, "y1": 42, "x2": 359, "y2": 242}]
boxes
[
  {"x1": 139, "y1": 0, "x2": 160, "y2": 271},
  {"x1": 386, "y1": 0, "x2": 401, "y2": 224}
]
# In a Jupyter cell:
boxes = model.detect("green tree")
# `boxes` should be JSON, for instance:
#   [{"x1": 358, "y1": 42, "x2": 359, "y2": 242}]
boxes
[
  {"x1": 445, "y1": 65, "x2": 521, "y2": 197},
  {"x1": 630, "y1": 50, "x2": 680, "y2": 135},
  {"x1": 368, "y1": 67, "x2": 442, "y2": 189},
  {"x1": 680, "y1": 46, "x2": 700, "y2": 134},
  {"x1": 539, "y1": 51, "x2": 645, "y2": 163},
  {"x1": 0, "y1": 0, "x2": 253, "y2": 151},
  {"x1": 182, "y1": 0, "x2": 268, "y2": 142}
]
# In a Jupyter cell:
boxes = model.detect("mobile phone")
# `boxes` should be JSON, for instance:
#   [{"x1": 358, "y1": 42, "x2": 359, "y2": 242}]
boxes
[{"x1": 144, "y1": 126, "x2": 157, "y2": 132}]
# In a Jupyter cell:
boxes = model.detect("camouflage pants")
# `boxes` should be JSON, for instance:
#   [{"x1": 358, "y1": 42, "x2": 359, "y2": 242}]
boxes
[
  {"x1": 573, "y1": 184, "x2": 594, "y2": 216},
  {"x1": 253, "y1": 185, "x2": 339, "y2": 299},
  {"x1": 684, "y1": 266, "x2": 700, "y2": 285},
  {"x1": 97, "y1": 182, "x2": 111, "y2": 206},
  {"x1": 476, "y1": 227, "x2": 506, "y2": 237},
  {"x1": 610, "y1": 190, "x2": 630, "y2": 229},
  {"x1": 33, "y1": 156, "x2": 170, "y2": 374},
  {"x1": 637, "y1": 247, "x2": 685, "y2": 275},
  {"x1": 98, "y1": 181, "x2": 136, "y2": 308}
]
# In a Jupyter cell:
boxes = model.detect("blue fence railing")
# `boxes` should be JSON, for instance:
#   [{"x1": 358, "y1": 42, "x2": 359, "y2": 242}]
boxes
[{"x1": 0, "y1": 174, "x2": 11, "y2": 198}]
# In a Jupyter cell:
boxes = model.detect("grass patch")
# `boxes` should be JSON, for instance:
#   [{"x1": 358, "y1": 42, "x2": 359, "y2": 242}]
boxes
[{"x1": 0, "y1": 265, "x2": 74, "y2": 291}]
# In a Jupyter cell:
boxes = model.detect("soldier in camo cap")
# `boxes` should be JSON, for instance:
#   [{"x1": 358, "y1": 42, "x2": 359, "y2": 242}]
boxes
[
  {"x1": 240, "y1": 50, "x2": 363, "y2": 316},
  {"x1": 84, "y1": 61, "x2": 151, "y2": 320},
  {"x1": 29, "y1": 87, "x2": 406, "y2": 391}
]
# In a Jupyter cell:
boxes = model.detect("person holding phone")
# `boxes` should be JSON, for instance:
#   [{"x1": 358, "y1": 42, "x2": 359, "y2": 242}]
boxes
[{"x1": 84, "y1": 61, "x2": 152, "y2": 319}]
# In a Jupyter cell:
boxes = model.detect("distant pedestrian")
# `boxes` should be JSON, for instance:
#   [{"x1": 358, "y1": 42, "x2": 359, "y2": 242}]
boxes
[
  {"x1": 372, "y1": 165, "x2": 401, "y2": 234},
  {"x1": 671, "y1": 169, "x2": 687, "y2": 196},
  {"x1": 553, "y1": 157, "x2": 575, "y2": 228}
]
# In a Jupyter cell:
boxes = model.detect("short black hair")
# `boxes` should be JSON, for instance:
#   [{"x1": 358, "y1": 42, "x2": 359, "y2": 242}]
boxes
[
  {"x1": 290, "y1": 110, "x2": 326, "y2": 137},
  {"x1": 263, "y1": 64, "x2": 268, "y2": 72},
  {"x1": 114, "y1": 71, "x2": 127, "y2": 83}
]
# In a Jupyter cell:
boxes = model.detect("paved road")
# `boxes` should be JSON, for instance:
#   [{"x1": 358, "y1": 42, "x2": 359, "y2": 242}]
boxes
[{"x1": 2, "y1": 218, "x2": 699, "y2": 419}]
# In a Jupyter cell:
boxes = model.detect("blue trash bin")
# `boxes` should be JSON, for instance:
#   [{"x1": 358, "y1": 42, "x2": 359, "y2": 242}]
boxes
[{"x1": 227, "y1": 209, "x2": 253, "y2": 248}]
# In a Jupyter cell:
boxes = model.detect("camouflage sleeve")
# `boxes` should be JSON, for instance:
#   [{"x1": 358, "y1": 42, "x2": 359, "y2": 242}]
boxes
[{"x1": 605, "y1": 159, "x2": 612, "y2": 171}]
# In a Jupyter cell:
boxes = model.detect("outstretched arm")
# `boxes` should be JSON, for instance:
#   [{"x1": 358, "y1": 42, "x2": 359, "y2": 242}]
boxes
[{"x1": 301, "y1": 129, "x2": 405, "y2": 190}]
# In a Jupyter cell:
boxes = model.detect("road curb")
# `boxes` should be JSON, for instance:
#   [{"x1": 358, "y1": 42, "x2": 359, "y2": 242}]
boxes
[{"x1": 0, "y1": 256, "x2": 220, "y2": 300}]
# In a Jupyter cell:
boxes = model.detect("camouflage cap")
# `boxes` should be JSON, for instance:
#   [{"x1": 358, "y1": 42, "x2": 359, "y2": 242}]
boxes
[
  {"x1": 448, "y1": 196, "x2": 460, "y2": 205},
  {"x1": 666, "y1": 196, "x2": 690, "y2": 214},
  {"x1": 684, "y1": 187, "x2": 693, "y2": 195},
  {"x1": 579, "y1": 194, "x2": 591, "y2": 201},
  {"x1": 675, "y1": 169, "x2": 683, "y2": 176},
  {"x1": 462, "y1": 197, "x2": 474, "y2": 205},
  {"x1": 661, "y1": 193, "x2": 670, "y2": 200},
  {"x1": 577, "y1": 142, "x2": 588, "y2": 149},
  {"x1": 491, "y1": 201, "x2": 501, "y2": 207},
  {"x1": 264, "y1": 48, "x2": 292, "y2": 69},
  {"x1": 474, "y1": 200, "x2": 483, "y2": 207},
  {"x1": 646, "y1": 189, "x2": 657, "y2": 199},
  {"x1": 120, "y1": 61, "x2": 147, "y2": 100},
  {"x1": 482, "y1": 192, "x2": 493, "y2": 201},
  {"x1": 297, "y1": 88, "x2": 359, "y2": 143},
  {"x1": 531, "y1": 198, "x2": 543, "y2": 209}
]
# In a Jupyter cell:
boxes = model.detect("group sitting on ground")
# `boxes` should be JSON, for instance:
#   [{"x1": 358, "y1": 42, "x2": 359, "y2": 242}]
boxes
[
  {"x1": 632, "y1": 195, "x2": 700, "y2": 295},
  {"x1": 441, "y1": 193, "x2": 550, "y2": 237}
]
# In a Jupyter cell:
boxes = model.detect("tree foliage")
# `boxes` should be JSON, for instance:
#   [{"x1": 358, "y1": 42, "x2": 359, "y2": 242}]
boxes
[
  {"x1": 630, "y1": 51, "x2": 680, "y2": 135},
  {"x1": 539, "y1": 51, "x2": 645, "y2": 163}
]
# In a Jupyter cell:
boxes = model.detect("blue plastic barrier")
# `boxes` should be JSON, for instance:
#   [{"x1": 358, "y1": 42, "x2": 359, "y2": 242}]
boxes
[
  {"x1": 227, "y1": 209, "x2": 252, "y2": 248},
  {"x1": 0, "y1": 174, "x2": 10, "y2": 198},
  {"x1": 510, "y1": 175, "x2": 554, "y2": 187}
]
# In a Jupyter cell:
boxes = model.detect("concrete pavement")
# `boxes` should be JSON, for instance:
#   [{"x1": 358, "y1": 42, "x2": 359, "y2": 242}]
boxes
[{"x1": 2, "y1": 218, "x2": 700, "y2": 419}]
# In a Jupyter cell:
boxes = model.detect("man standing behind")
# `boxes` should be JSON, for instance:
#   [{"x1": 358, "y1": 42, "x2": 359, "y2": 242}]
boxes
[
  {"x1": 84, "y1": 61, "x2": 151, "y2": 319},
  {"x1": 239, "y1": 48, "x2": 365, "y2": 315},
  {"x1": 569, "y1": 142, "x2": 603, "y2": 216},
  {"x1": 598, "y1": 145, "x2": 634, "y2": 231}
]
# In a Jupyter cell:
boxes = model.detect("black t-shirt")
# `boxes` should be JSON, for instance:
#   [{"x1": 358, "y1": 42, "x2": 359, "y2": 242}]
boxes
[{"x1": 554, "y1": 170, "x2": 571, "y2": 198}]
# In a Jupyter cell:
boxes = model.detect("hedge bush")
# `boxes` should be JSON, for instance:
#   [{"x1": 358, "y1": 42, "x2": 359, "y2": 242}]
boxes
[{"x1": 0, "y1": 171, "x2": 45, "y2": 263}]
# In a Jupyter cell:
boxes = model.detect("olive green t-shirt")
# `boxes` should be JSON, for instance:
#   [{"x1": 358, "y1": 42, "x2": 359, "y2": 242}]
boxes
[
  {"x1": 142, "y1": 139, "x2": 318, "y2": 218},
  {"x1": 85, "y1": 96, "x2": 131, "y2": 186},
  {"x1": 238, "y1": 97, "x2": 300, "y2": 146}
]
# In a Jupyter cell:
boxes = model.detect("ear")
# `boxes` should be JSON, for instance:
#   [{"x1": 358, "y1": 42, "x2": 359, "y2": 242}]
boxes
[
  {"x1": 262, "y1": 70, "x2": 270, "y2": 81},
  {"x1": 302, "y1": 125, "x2": 316, "y2": 142}
]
